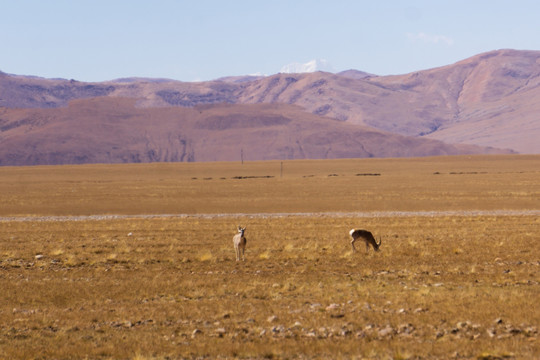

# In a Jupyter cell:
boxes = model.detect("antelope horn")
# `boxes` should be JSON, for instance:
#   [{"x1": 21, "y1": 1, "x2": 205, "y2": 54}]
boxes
[{"x1": 377, "y1": 237, "x2": 382, "y2": 246}]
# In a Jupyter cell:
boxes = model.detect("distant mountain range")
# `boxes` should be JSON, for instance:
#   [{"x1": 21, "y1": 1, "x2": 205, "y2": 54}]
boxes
[{"x1": 1, "y1": 49, "x2": 538, "y2": 165}]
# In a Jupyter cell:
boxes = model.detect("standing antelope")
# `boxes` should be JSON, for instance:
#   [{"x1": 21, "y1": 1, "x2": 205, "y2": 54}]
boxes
[
  {"x1": 349, "y1": 229, "x2": 381, "y2": 253},
  {"x1": 233, "y1": 226, "x2": 247, "y2": 261}
]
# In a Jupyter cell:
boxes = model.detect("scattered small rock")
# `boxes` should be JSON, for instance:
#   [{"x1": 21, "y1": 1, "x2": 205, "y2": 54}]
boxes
[
  {"x1": 267, "y1": 315, "x2": 278, "y2": 323},
  {"x1": 317, "y1": 328, "x2": 329, "y2": 338},
  {"x1": 271, "y1": 325, "x2": 285, "y2": 333},
  {"x1": 398, "y1": 323, "x2": 415, "y2": 335},
  {"x1": 378, "y1": 326, "x2": 394, "y2": 338},
  {"x1": 325, "y1": 303, "x2": 340, "y2": 311},
  {"x1": 524, "y1": 326, "x2": 538, "y2": 336},
  {"x1": 457, "y1": 321, "x2": 471, "y2": 329}
]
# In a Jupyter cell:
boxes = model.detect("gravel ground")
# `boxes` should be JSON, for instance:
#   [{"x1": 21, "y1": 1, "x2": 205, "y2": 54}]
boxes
[{"x1": 1, "y1": 209, "x2": 539, "y2": 222}]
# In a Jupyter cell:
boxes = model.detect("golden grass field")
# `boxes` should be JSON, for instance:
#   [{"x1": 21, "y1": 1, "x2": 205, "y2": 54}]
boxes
[{"x1": 1, "y1": 155, "x2": 539, "y2": 359}]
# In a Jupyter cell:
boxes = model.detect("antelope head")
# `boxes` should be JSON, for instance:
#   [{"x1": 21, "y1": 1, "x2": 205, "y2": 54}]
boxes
[
  {"x1": 374, "y1": 237, "x2": 382, "y2": 251},
  {"x1": 237, "y1": 226, "x2": 246, "y2": 236}
]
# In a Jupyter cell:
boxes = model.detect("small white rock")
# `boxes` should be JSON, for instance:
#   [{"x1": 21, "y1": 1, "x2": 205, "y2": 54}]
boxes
[
  {"x1": 378, "y1": 326, "x2": 394, "y2": 337},
  {"x1": 326, "y1": 303, "x2": 340, "y2": 311}
]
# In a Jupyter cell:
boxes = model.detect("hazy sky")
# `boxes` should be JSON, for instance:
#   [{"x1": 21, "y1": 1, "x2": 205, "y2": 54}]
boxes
[{"x1": 2, "y1": 0, "x2": 540, "y2": 82}]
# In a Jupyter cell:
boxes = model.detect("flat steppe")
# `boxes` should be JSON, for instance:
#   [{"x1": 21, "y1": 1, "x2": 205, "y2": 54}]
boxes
[
  {"x1": 1, "y1": 155, "x2": 539, "y2": 359},
  {"x1": 1, "y1": 154, "x2": 538, "y2": 217}
]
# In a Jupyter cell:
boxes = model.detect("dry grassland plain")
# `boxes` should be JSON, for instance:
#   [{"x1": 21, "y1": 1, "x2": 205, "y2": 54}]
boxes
[{"x1": 0, "y1": 155, "x2": 539, "y2": 359}]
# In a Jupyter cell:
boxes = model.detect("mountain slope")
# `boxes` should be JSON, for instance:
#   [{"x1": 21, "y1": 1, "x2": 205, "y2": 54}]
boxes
[
  {"x1": 1, "y1": 49, "x2": 539, "y2": 159},
  {"x1": 367, "y1": 49, "x2": 540, "y2": 153},
  {"x1": 0, "y1": 97, "x2": 509, "y2": 166},
  {"x1": 234, "y1": 50, "x2": 540, "y2": 153}
]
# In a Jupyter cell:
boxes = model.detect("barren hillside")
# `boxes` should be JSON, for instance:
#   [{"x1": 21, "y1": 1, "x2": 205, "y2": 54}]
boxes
[
  {"x1": 0, "y1": 98, "x2": 509, "y2": 166},
  {"x1": 1, "y1": 49, "x2": 538, "y2": 165},
  {"x1": 235, "y1": 50, "x2": 540, "y2": 153}
]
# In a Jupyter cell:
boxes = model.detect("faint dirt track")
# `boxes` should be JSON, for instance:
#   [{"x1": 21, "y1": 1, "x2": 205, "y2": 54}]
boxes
[{"x1": 2, "y1": 209, "x2": 538, "y2": 223}]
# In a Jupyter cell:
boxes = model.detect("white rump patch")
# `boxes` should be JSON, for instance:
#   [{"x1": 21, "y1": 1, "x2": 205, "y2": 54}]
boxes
[{"x1": 349, "y1": 229, "x2": 356, "y2": 236}]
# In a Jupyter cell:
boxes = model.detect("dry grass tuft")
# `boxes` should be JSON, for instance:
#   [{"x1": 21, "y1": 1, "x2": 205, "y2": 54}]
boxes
[{"x1": 198, "y1": 252, "x2": 213, "y2": 262}]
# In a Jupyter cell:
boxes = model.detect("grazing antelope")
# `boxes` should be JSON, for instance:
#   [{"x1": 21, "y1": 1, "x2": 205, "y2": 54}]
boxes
[
  {"x1": 233, "y1": 226, "x2": 247, "y2": 261},
  {"x1": 349, "y1": 229, "x2": 381, "y2": 253}
]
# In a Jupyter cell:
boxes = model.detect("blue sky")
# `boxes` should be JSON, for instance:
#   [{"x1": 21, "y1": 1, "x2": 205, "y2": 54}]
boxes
[{"x1": 2, "y1": 0, "x2": 540, "y2": 82}]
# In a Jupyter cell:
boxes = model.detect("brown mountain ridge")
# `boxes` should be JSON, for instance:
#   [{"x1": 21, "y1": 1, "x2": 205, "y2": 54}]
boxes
[
  {"x1": 1, "y1": 49, "x2": 537, "y2": 165},
  {"x1": 0, "y1": 97, "x2": 507, "y2": 166}
]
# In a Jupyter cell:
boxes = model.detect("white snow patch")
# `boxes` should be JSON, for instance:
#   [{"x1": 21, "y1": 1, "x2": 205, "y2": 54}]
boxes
[{"x1": 280, "y1": 59, "x2": 333, "y2": 74}]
